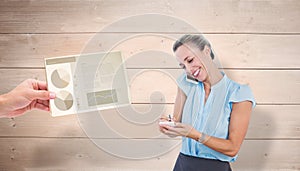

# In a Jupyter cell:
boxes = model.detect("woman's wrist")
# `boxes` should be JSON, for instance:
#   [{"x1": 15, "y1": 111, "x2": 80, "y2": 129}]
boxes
[
  {"x1": 0, "y1": 93, "x2": 10, "y2": 116},
  {"x1": 187, "y1": 128, "x2": 201, "y2": 141},
  {"x1": 187, "y1": 129, "x2": 210, "y2": 144},
  {"x1": 197, "y1": 132, "x2": 210, "y2": 144}
]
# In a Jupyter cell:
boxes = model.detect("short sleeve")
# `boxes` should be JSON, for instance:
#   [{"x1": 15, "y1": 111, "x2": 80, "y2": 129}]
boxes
[
  {"x1": 229, "y1": 84, "x2": 256, "y2": 109},
  {"x1": 176, "y1": 72, "x2": 190, "y2": 96}
]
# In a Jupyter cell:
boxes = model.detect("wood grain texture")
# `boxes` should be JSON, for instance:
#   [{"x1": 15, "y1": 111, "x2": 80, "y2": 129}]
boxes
[
  {"x1": 0, "y1": 0, "x2": 299, "y2": 33},
  {"x1": 0, "y1": 69, "x2": 299, "y2": 104},
  {"x1": 0, "y1": 105, "x2": 299, "y2": 139},
  {"x1": 0, "y1": 0, "x2": 299, "y2": 170},
  {"x1": 1, "y1": 34, "x2": 300, "y2": 68},
  {"x1": 0, "y1": 138, "x2": 299, "y2": 171}
]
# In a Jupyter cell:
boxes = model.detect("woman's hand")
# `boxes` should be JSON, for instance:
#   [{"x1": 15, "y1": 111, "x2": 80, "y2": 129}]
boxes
[
  {"x1": 160, "y1": 122, "x2": 200, "y2": 140},
  {"x1": 159, "y1": 115, "x2": 177, "y2": 138}
]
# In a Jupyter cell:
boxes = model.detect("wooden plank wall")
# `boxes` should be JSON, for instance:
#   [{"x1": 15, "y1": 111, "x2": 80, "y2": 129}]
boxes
[{"x1": 0, "y1": 0, "x2": 299, "y2": 170}]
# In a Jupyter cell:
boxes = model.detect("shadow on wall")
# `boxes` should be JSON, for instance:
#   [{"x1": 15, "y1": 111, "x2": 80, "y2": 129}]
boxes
[
  {"x1": 29, "y1": 130, "x2": 109, "y2": 170},
  {"x1": 232, "y1": 106, "x2": 276, "y2": 171}
]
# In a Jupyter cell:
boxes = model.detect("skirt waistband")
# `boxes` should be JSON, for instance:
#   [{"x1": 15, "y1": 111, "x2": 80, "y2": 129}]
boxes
[{"x1": 173, "y1": 153, "x2": 232, "y2": 171}]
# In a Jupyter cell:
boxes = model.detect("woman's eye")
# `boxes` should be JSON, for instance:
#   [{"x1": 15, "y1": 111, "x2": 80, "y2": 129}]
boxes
[{"x1": 187, "y1": 58, "x2": 194, "y2": 63}]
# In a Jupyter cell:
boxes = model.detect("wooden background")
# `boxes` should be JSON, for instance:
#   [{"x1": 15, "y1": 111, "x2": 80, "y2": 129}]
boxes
[{"x1": 0, "y1": 0, "x2": 299, "y2": 170}]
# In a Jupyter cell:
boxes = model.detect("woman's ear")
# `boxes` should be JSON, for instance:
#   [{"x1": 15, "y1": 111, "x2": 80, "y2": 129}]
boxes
[{"x1": 203, "y1": 45, "x2": 211, "y2": 57}]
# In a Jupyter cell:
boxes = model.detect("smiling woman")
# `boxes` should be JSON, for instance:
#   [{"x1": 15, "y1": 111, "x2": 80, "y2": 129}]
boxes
[{"x1": 159, "y1": 34, "x2": 256, "y2": 171}]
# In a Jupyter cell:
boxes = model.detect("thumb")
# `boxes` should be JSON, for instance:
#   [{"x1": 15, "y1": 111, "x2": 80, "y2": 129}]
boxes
[{"x1": 29, "y1": 90, "x2": 56, "y2": 100}]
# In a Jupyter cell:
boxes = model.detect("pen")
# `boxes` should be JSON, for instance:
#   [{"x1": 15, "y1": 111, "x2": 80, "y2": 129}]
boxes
[{"x1": 168, "y1": 114, "x2": 172, "y2": 121}]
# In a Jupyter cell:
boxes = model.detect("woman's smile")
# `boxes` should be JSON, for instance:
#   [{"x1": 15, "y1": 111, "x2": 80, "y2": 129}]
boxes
[{"x1": 192, "y1": 68, "x2": 201, "y2": 78}]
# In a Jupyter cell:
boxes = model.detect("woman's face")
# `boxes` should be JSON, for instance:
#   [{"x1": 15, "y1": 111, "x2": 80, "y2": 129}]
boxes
[{"x1": 175, "y1": 44, "x2": 209, "y2": 82}]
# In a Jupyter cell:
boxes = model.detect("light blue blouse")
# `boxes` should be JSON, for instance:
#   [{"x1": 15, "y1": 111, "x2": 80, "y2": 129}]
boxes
[{"x1": 177, "y1": 72, "x2": 256, "y2": 162}]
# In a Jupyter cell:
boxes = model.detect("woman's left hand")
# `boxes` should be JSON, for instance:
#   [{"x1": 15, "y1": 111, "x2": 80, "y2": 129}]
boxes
[{"x1": 160, "y1": 122, "x2": 199, "y2": 139}]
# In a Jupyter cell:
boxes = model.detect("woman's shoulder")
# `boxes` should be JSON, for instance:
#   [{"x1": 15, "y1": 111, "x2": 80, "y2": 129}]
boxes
[
  {"x1": 176, "y1": 72, "x2": 200, "y2": 96},
  {"x1": 176, "y1": 72, "x2": 189, "y2": 95},
  {"x1": 225, "y1": 75, "x2": 250, "y2": 91},
  {"x1": 225, "y1": 75, "x2": 256, "y2": 108}
]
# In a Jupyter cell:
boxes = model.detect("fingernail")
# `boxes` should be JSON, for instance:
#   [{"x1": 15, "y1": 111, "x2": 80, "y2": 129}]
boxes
[{"x1": 49, "y1": 92, "x2": 56, "y2": 99}]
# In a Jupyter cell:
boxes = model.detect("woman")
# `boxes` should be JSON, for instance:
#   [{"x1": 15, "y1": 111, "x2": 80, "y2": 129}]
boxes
[{"x1": 159, "y1": 34, "x2": 255, "y2": 171}]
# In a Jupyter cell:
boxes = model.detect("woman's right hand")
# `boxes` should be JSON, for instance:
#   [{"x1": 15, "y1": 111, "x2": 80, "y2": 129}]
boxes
[{"x1": 158, "y1": 115, "x2": 178, "y2": 138}]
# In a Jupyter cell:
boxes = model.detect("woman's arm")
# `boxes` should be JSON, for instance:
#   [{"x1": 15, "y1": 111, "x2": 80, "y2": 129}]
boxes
[
  {"x1": 172, "y1": 87, "x2": 186, "y2": 122},
  {"x1": 159, "y1": 87, "x2": 186, "y2": 134},
  {"x1": 164, "y1": 100, "x2": 253, "y2": 157},
  {"x1": 200, "y1": 101, "x2": 253, "y2": 157},
  {"x1": 159, "y1": 87, "x2": 186, "y2": 121}
]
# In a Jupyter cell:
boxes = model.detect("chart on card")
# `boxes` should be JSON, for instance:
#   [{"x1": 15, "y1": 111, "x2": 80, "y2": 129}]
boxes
[{"x1": 45, "y1": 51, "x2": 131, "y2": 117}]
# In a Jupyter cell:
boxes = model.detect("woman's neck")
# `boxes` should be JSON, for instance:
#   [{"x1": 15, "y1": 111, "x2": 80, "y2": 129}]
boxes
[{"x1": 203, "y1": 70, "x2": 223, "y2": 89}]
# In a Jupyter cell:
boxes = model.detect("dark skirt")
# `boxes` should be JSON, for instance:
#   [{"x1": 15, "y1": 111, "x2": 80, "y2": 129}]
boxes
[{"x1": 173, "y1": 153, "x2": 232, "y2": 171}]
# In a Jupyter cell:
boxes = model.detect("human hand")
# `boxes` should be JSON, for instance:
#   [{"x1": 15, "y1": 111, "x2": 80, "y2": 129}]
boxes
[
  {"x1": 0, "y1": 79, "x2": 56, "y2": 118},
  {"x1": 159, "y1": 115, "x2": 177, "y2": 137},
  {"x1": 160, "y1": 122, "x2": 199, "y2": 139}
]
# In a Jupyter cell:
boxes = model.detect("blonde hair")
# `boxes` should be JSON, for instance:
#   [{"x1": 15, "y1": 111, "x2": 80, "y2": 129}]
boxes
[{"x1": 173, "y1": 34, "x2": 214, "y2": 59}]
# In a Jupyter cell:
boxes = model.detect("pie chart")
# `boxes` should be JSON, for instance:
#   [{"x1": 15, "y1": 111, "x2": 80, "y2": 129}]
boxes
[
  {"x1": 54, "y1": 90, "x2": 73, "y2": 111},
  {"x1": 51, "y1": 68, "x2": 70, "y2": 88}
]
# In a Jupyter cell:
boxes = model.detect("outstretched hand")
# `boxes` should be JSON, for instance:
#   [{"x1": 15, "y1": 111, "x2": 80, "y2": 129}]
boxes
[{"x1": 0, "y1": 79, "x2": 56, "y2": 118}]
